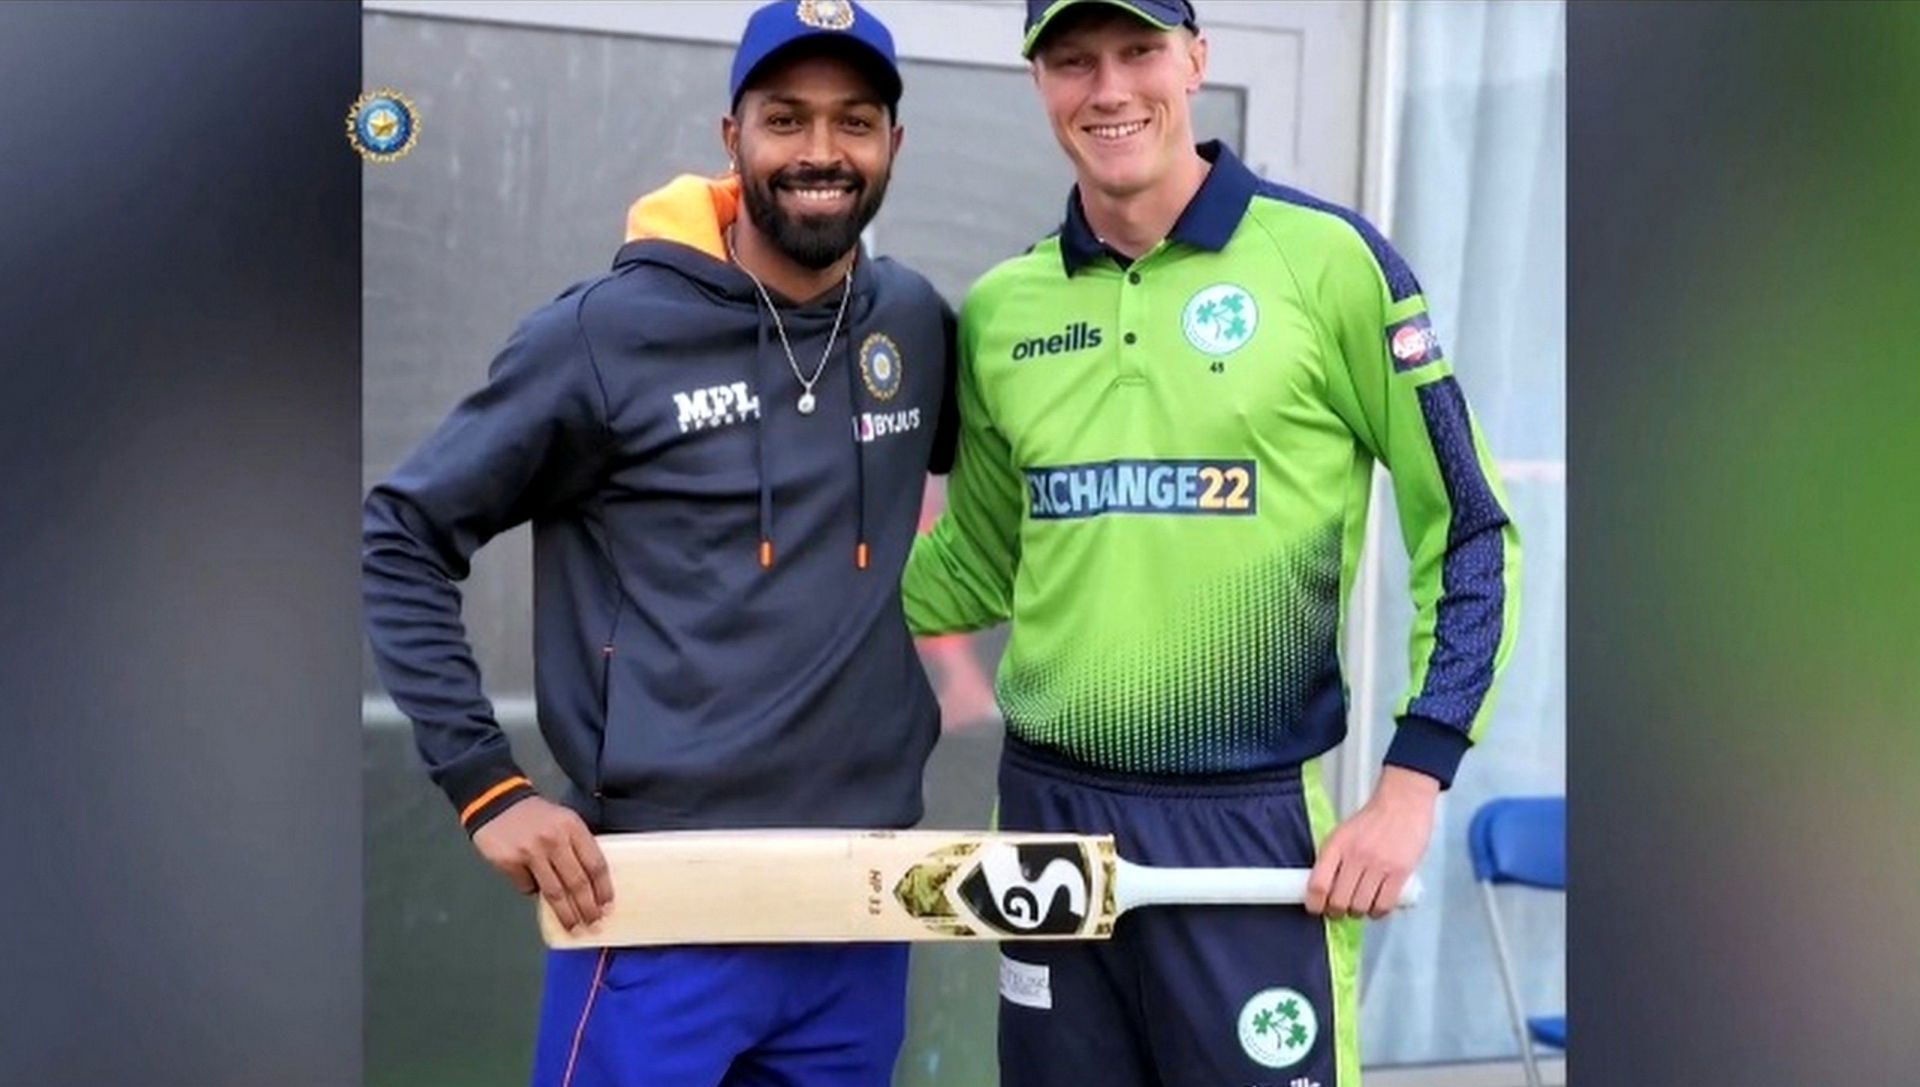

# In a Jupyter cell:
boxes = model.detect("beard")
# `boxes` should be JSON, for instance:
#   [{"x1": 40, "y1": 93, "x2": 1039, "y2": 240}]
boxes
[{"x1": 740, "y1": 162, "x2": 890, "y2": 270}]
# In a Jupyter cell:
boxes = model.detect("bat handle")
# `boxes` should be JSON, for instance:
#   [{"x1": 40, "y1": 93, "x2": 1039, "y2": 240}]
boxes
[{"x1": 1115, "y1": 860, "x2": 1426, "y2": 913}]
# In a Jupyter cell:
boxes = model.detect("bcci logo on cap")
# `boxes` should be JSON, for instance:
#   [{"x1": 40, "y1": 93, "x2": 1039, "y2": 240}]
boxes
[
  {"x1": 797, "y1": 0, "x2": 856, "y2": 30},
  {"x1": 346, "y1": 89, "x2": 420, "y2": 163},
  {"x1": 860, "y1": 332, "x2": 903, "y2": 400}
]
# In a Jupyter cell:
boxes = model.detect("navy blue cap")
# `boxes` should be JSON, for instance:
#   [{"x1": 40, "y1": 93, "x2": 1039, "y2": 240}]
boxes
[
  {"x1": 1021, "y1": 0, "x2": 1197, "y2": 58},
  {"x1": 731, "y1": 0, "x2": 902, "y2": 110}
]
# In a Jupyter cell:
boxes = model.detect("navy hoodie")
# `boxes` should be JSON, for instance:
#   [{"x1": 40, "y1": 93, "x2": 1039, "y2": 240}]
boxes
[{"x1": 363, "y1": 174, "x2": 955, "y2": 833}]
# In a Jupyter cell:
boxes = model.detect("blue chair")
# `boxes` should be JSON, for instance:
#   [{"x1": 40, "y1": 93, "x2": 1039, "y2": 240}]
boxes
[{"x1": 1468, "y1": 796, "x2": 1566, "y2": 1087}]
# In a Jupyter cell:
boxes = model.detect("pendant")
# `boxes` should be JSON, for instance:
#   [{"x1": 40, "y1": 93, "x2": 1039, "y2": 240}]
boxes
[{"x1": 797, "y1": 391, "x2": 816, "y2": 415}]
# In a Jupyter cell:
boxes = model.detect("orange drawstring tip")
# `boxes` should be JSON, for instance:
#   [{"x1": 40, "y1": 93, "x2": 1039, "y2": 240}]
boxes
[
  {"x1": 759, "y1": 539, "x2": 775, "y2": 568},
  {"x1": 855, "y1": 542, "x2": 870, "y2": 570}
]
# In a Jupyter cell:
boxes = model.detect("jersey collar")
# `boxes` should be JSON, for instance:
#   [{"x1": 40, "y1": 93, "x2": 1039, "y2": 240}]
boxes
[{"x1": 1057, "y1": 140, "x2": 1257, "y2": 277}]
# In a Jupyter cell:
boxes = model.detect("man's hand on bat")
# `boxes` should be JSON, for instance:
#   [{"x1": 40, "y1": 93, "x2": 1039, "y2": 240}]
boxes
[{"x1": 472, "y1": 795, "x2": 614, "y2": 931}]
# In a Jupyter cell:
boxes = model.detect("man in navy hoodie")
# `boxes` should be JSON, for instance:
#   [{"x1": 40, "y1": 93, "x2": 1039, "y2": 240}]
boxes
[{"x1": 362, "y1": 3, "x2": 954, "y2": 1083}]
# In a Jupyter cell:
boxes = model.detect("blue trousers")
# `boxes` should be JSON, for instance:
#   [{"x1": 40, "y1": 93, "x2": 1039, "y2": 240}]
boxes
[{"x1": 531, "y1": 943, "x2": 909, "y2": 1087}]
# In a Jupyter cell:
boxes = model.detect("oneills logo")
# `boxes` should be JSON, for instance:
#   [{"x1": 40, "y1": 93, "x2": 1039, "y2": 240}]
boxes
[{"x1": 1012, "y1": 321, "x2": 1103, "y2": 361}]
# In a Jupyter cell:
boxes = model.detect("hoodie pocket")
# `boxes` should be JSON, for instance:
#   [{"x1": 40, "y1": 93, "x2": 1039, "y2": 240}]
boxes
[
  {"x1": 589, "y1": 601, "x2": 624, "y2": 798},
  {"x1": 590, "y1": 641, "x2": 613, "y2": 793},
  {"x1": 594, "y1": 652, "x2": 676, "y2": 806}
]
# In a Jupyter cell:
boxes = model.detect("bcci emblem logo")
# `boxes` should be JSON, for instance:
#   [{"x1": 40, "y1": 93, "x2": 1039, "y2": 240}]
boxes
[
  {"x1": 859, "y1": 332, "x2": 903, "y2": 401},
  {"x1": 346, "y1": 89, "x2": 420, "y2": 163},
  {"x1": 797, "y1": 0, "x2": 856, "y2": 30},
  {"x1": 1181, "y1": 283, "x2": 1258, "y2": 356},
  {"x1": 1237, "y1": 987, "x2": 1318, "y2": 1069}
]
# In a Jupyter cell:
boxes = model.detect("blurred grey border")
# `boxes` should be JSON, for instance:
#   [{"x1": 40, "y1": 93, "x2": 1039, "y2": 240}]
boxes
[{"x1": 0, "y1": 3, "x2": 362, "y2": 1085}]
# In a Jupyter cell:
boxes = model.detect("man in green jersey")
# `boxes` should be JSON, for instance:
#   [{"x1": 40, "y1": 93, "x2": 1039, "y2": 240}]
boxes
[{"x1": 902, "y1": 2, "x2": 1521, "y2": 1083}]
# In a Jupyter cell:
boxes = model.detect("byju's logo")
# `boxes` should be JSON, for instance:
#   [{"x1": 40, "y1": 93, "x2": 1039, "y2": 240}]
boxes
[
  {"x1": 852, "y1": 407, "x2": 922, "y2": 444},
  {"x1": 1012, "y1": 321, "x2": 1103, "y2": 361},
  {"x1": 672, "y1": 381, "x2": 760, "y2": 433}
]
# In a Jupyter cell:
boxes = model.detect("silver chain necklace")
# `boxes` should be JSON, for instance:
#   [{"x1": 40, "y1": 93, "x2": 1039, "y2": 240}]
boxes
[{"x1": 727, "y1": 230, "x2": 854, "y2": 416}]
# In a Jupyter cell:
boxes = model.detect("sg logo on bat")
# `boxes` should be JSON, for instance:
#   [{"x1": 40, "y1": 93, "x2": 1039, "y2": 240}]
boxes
[
  {"x1": 892, "y1": 839, "x2": 1110, "y2": 939},
  {"x1": 958, "y1": 842, "x2": 1093, "y2": 935}
]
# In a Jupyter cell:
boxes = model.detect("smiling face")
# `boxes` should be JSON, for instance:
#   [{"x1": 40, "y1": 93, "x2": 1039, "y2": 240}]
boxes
[
  {"x1": 1030, "y1": 8, "x2": 1207, "y2": 202},
  {"x1": 725, "y1": 46, "x2": 902, "y2": 270}
]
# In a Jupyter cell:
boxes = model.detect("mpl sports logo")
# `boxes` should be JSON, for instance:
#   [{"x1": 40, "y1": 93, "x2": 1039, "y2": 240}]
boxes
[
  {"x1": 957, "y1": 842, "x2": 1092, "y2": 936},
  {"x1": 1386, "y1": 312, "x2": 1445, "y2": 371},
  {"x1": 672, "y1": 381, "x2": 761, "y2": 433},
  {"x1": 1026, "y1": 459, "x2": 1257, "y2": 520}
]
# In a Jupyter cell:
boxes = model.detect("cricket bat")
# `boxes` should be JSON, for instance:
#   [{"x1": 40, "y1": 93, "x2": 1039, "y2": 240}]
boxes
[{"x1": 540, "y1": 829, "x2": 1424, "y2": 949}]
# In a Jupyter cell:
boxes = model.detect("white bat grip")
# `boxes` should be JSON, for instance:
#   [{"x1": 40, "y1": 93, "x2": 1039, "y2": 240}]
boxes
[{"x1": 1113, "y1": 859, "x2": 1425, "y2": 913}]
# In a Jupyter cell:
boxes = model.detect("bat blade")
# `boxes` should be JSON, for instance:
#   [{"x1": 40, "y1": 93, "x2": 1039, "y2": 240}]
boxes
[
  {"x1": 539, "y1": 830, "x2": 1118, "y2": 949},
  {"x1": 538, "y1": 830, "x2": 1420, "y2": 949}
]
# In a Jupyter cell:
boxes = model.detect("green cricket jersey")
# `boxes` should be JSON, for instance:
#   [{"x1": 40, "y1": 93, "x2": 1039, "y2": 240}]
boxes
[{"x1": 903, "y1": 143, "x2": 1520, "y2": 785}]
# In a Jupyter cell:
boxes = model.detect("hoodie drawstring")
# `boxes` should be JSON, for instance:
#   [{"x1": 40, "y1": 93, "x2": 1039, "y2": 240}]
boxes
[
  {"x1": 843, "y1": 325, "x2": 870, "y2": 570},
  {"x1": 753, "y1": 295, "x2": 869, "y2": 571},
  {"x1": 754, "y1": 308, "x2": 776, "y2": 569}
]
